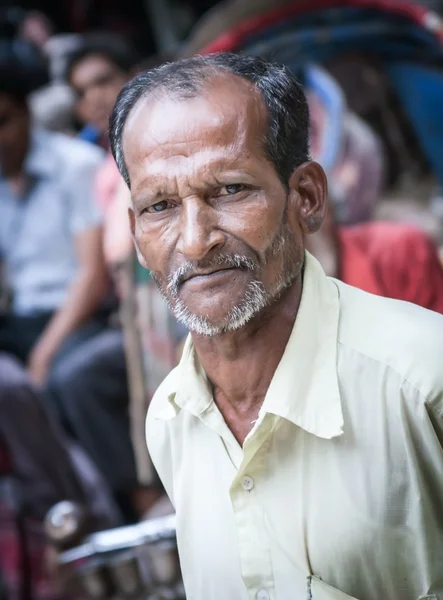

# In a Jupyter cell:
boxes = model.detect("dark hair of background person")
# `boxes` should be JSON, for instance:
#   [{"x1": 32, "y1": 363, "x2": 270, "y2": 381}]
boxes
[
  {"x1": 109, "y1": 52, "x2": 311, "y2": 190},
  {"x1": 64, "y1": 32, "x2": 140, "y2": 83},
  {"x1": 0, "y1": 7, "x2": 49, "y2": 93},
  {"x1": 0, "y1": 56, "x2": 40, "y2": 104}
]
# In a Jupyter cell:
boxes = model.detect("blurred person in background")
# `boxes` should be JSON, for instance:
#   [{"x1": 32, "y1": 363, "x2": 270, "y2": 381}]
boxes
[
  {"x1": 18, "y1": 9, "x2": 53, "y2": 50},
  {"x1": 65, "y1": 33, "x2": 139, "y2": 149},
  {"x1": 0, "y1": 58, "x2": 108, "y2": 384},
  {"x1": 1, "y1": 6, "x2": 80, "y2": 137},
  {"x1": 0, "y1": 50, "x2": 145, "y2": 526},
  {"x1": 66, "y1": 34, "x2": 141, "y2": 233},
  {"x1": 306, "y1": 197, "x2": 443, "y2": 313},
  {"x1": 0, "y1": 51, "x2": 119, "y2": 600},
  {"x1": 0, "y1": 6, "x2": 49, "y2": 91},
  {"x1": 53, "y1": 44, "x2": 170, "y2": 520},
  {"x1": 65, "y1": 37, "x2": 159, "y2": 226},
  {"x1": 22, "y1": 9, "x2": 82, "y2": 135}
]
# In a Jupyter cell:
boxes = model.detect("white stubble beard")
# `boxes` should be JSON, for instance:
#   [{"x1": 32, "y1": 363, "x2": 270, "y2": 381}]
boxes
[{"x1": 154, "y1": 222, "x2": 303, "y2": 337}]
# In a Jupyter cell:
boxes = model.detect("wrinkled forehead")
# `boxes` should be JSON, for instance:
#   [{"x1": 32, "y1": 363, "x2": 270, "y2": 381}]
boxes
[{"x1": 122, "y1": 75, "x2": 270, "y2": 186}]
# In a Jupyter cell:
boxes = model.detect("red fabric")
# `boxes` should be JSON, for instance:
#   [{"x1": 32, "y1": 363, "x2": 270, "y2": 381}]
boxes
[
  {"x1": 200, "y1": 0, "x2": 443, "y2": 55},
  {"x1": 0, "y1": 442, "x2": 60, "y2": 600},
  {"x1": 339, "y1": 221, "x2": 443, "y2": 313}
]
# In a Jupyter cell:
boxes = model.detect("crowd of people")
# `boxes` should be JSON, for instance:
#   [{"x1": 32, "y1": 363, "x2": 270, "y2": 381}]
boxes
[
  {"x1": 1, "y1": 3, "x2": 443, "y2": 599},
  {"x1": 0, "y1": 14, "x2": 166, "y2": 598}
]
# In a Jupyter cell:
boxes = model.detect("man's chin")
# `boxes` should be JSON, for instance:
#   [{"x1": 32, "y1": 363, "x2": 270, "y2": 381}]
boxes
[
  {"x1": 171, "y1": 299, "x2": 266, "y2": 337},
  {"x1": 173, "y1": 307, "x2": 232, "y2": 337},
  {"x1": 166, "y1": 280, "x2": 272, "y2": 336}
]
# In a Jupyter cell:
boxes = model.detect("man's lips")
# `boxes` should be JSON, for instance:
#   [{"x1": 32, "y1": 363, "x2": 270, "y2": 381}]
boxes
[{"x1": 182, "y1": 266, "x2": 240, "y2": 285}]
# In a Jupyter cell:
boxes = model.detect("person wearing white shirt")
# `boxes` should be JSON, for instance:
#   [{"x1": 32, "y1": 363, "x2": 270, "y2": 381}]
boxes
[{"x1": 108, "y1": 53, "x2": 443, "y2": 600}]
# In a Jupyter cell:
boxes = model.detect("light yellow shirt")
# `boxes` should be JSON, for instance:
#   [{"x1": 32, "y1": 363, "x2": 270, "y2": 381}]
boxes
[{"x1": 146, "y1": 252, "x2": 443, "y2": 600}]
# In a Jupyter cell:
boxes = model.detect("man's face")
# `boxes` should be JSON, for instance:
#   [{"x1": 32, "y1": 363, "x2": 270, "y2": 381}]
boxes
[
  {"x1": 0, "y1": 93, "x2": 29, "y2": 174},
  {"x1": 70, "y1": 54, "x2": 129, "y2": 134},
  {"x1": 123, "y1": 75, "x2": 322, "y2": 336}
]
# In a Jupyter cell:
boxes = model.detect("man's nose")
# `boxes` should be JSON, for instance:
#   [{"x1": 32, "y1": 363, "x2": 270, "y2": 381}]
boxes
[{"x1": 177, "y1": 197, "x2": 225, "y2": 261}]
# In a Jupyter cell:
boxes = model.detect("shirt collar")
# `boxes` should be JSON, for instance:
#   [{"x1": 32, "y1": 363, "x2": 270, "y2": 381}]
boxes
[{"x1": 153, "y1": 252, "x2": 344, "y2": 440}]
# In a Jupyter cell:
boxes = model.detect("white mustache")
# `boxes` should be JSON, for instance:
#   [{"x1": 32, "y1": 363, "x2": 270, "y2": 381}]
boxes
[{"x1": 167, "y1": 254, "x2": 258, "y2": 296}]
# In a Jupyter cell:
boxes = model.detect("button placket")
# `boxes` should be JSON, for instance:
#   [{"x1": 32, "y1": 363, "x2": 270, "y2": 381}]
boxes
[{"x1": 229, "y1": 414, "x2": 275, "y2": 600}]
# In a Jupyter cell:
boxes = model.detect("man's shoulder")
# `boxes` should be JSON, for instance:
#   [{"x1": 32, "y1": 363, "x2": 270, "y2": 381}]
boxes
[
  {"x1": 42, "y1": 130, "x2": 105, "y2": 169},
  {"x1": 335, "y1": 279, "x2": 443, "y2": 397}
]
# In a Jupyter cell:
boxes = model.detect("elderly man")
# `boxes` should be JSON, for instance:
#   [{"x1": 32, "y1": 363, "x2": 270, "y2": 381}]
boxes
[{"x1": 109, "y1": 54, "x2": 443, "y2": 600}]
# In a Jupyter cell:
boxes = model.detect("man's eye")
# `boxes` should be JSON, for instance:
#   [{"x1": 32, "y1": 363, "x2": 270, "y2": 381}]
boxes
[
  {"x1": 148, "y1": 200, "x2": 171, "y2": 214},
  {"x1": 219, "y1": 184, "x2": 246, "y2": 196}
]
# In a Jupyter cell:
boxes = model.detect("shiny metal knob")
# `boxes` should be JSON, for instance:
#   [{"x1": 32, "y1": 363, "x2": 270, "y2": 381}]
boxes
[{"x1": 45, "y1": 501, "x2": 89, "y2": 550}]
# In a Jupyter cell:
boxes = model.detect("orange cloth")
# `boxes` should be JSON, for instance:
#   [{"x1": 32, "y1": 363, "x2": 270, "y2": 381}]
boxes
[
  {"x1": 339, "y1": 221, "x2": 443, "y2": 313},
  {"x1": 94, "y1": 153, "x2": 121, "y2": 214}
]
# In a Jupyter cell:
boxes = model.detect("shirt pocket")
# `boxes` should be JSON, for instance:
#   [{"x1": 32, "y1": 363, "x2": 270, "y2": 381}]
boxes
[{"x1": 308, "y1": 576, "x2": 360, "y2": 600}]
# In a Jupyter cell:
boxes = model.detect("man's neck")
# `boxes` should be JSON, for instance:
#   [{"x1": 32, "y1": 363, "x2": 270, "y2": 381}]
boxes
[{"x1": 191, "y1": 277, "x2": 303, "y2": 422}]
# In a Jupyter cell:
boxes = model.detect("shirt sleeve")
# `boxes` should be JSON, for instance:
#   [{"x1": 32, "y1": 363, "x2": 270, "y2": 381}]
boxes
[{"x1": 66, "y1": 147, "x2": 105, "y2": 234}]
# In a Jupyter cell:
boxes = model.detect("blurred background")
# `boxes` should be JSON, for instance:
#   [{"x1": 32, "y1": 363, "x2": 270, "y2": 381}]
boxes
[{"x1": 1, "y1": 0, "x2": 443, "y2": 599}]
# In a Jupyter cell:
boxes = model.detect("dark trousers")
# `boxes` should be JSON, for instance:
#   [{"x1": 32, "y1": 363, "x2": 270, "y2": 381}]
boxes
[
  {"x1": 0, "y1": 313, "x2": 107, "y2": 368},
  {"x1": 48, "y1": 329, "x2": 138, "y2": 494},
  {"x1": 0, "y1": 353, "x2": 86, "y2": 518},
  {"x1": 0, "y1": 314, "x2": 138, "y2": 499},
  {"x1": 0, "y1": 313, "x2": 53, "y2": 364},
  {"x1": 0, "y1": 314, "x2": 108, "y2": 517}
]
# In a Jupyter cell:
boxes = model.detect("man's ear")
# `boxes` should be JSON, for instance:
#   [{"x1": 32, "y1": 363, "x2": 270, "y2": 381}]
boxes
[
  {"x1": 128, "y1": 207, "x2": 148, "y2": 269},
  {"x1": 288, "y1": 161, "x2": 328, "y2": 234}
]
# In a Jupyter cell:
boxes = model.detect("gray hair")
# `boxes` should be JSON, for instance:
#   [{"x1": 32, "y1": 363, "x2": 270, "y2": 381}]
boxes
[{"x1": 109, "y1": 53, "x2": 310, "y2": 188}]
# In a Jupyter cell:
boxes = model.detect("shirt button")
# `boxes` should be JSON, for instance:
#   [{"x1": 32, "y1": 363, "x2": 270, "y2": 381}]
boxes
[
  {"x1": 241, "y1": 475, "x2": 254, "y2": 491},
  {"x1": 257, "y1": 590, "x2": 270, "y2": 600}
]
